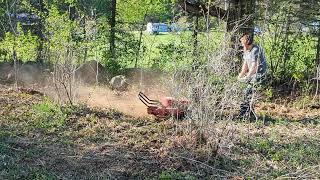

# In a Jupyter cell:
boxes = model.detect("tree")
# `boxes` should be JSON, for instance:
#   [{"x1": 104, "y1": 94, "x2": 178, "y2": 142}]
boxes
[
  {"x1": 176, "y1": 0, "x2": 256, "y2": 34},
  {"x1": 0, "y1": 0, "x2": 6, "y2": 39},
  {"x1": 110, "y1": 0, "x2": 116, "y2": 59}
]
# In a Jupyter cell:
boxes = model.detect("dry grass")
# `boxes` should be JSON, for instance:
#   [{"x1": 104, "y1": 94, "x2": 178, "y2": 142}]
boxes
[{"x1": 0, "y1": 85, "x2": 320, "y2": 179}]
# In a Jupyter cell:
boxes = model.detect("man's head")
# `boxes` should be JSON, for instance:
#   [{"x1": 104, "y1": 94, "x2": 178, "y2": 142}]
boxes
[{"x1": 239, "y1": 33, "x2": 253, "y2": 47}]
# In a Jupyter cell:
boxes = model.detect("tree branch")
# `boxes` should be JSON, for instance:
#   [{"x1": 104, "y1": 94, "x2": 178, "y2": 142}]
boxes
[{"x1": 176, "y1": 0, "x2": 235, "y2": 21}]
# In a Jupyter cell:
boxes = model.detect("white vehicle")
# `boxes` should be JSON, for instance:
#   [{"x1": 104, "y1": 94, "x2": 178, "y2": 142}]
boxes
[{"x1": 146, "y1": 22, "x2": 169, "y2": 34}]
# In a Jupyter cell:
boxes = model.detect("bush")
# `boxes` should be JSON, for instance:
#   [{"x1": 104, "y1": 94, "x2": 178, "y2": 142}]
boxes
[{"x1": 31, "y1": 99, "x2": 67, "y2": 131}]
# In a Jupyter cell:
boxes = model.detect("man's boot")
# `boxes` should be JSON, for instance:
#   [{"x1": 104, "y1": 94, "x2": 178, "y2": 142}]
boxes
[
  {"x1": 233, "y1": 103, "x2": 250, "y2": 120},
  {"x1": 240, "y1": 103, "x2": 250, "y2": 116}
]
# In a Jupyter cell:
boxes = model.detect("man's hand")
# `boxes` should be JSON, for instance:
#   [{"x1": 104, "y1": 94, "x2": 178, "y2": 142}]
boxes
[
  {"x1": 238, "y1": 76, "x2": 251, "y2": 83},
  {"x1": 237, "y1": 73, "x2": 246, "y2": 81},
  {"x1": 237, "y1": 73, "x2": 245, "y2": 80}
]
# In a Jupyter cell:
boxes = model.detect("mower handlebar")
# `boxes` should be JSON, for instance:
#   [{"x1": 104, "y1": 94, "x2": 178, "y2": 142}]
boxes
[{"x1": 138, "y1": 92, "x2": 162, "y2": 107}]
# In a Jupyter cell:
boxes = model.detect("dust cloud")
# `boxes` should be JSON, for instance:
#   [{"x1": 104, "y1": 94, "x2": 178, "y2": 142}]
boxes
[
  {"x1": 75, "y1": 83, "x2": 168, "y2": 118},
  {"x1": 0, "y1": 61, "x2": 172, "y2": 118}
]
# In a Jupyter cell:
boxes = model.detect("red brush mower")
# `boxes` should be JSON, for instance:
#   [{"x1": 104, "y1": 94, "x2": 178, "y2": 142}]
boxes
[{"x1": 138, "y1": 92, "x2": 190, "y2": 119}]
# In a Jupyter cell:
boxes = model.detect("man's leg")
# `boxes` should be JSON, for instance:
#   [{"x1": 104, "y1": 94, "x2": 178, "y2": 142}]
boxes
[
  {"x1": 239, "y1": 84, "x2": 253, "y2": 117},
  {"x1": 237, "y1": 74, "x2": 265, "y2": 120}
]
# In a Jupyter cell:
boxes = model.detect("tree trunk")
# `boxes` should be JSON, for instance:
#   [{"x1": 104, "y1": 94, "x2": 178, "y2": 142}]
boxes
[
  {"x1": 177, "y1": 0, "x2": 256, "y2": 46},
  {"x1": 226, "y1": 0, "x2": 255, "y2": 33},
  {"x1": 83, "y1": 18, "x2": 88, "y2": 64},
  {"x1": 193, "y1": 16, "x2": 199, "y2": 57},
  {"x1": 316, "y1": 27, "x2": 320, "y2": 68},
  {"x1": 281, "y1": 13, "x2": 290, "y2": 80},
  {"x1": 225, "y1": 0, "x2": 256, "y2": 70},
  {"x1": 134, "y1": 14, "x2": 147, "y2": 68},
  {"x1": 227, "y1": 0, "x2": 256, "y2": 44},
  {"x1": 110, "y1": 0, "x2": 116, "y2": 60},
  {"x1": 315, "y1": 27, "x2": 320, "y2": 96},
  {"x1": 192, "y1": 16, "x2": 199, "y2": 70},
  {"x1": 12, "y1": 1, "x2": 18, "y2": 88},
  {"x1": 36, "y1": 0, "x2": 45, "y2": 64}
]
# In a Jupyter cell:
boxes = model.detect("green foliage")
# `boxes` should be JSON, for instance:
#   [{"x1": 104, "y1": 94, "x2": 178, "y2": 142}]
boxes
[
  {"x1": 253, "y1": 0, "x2": 319, "y2": 93},
  {"x1": 150, "y1": 42, "x2": 186, "y2": 70},
  {"x1": 113, "y1": 30, "x2": 140, "y2": 70},
  {"x1": 0, "y1": 0, "x2": 318, "y2": 97},
  {"x1": 90, "y1": 0, "x2": 112, "y2": 17},
  {"x1": 44, "y1": 5, "x2": 74, "y2": 62},
  {"x1": 264, "y1": 87, "x2": 273, "y2": 101},
  {"x1": 133, "y1": 30, "x2": 223, "y2": 70},
  {"x1": 0, "y1": 24, "x2": 38, "y2": 62},
  {"x1": 31, "y1": 99, "x2": 67, "y2": 131},
  {"x1": 261, "y1": 33, "x2": 316, "y2": 84},
  {"x1": 117, "y1": 0, "x2": 171, "y2": 23}
]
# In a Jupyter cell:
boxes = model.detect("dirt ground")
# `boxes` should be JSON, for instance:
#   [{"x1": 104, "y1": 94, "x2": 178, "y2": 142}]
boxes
[
  {"x1": 75, "y1": 85, "x2": 168, "y2": 118},
  {"x1": 1, "y1": 81, "x2": 320, "y2": 179}
]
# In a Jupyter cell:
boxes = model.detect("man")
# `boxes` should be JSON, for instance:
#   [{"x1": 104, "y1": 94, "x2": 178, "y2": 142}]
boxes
[{"x1": 237, "y1": 33, "x2": 267, "y2": 118}]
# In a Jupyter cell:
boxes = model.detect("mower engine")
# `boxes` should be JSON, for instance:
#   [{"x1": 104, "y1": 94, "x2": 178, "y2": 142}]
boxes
[{"x1": 138, "y1": 92, "x2": 189, "y2": 118}]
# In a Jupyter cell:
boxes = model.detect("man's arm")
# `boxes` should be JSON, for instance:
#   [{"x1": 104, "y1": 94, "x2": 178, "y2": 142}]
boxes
[
  {"x1": 238, "y1": 61, "x2": 248, "y2": 79},
  {"x1": 247, "y1": 61, "x2": 257, "y2": 77}
]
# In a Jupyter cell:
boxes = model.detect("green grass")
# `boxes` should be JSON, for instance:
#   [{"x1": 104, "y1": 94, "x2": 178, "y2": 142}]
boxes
[
  {"x1": 236, "y1": 122, "x2": 320, "y2": 178},
  {"x1": 250, "y1": 135, "x2": 319, "y2": 166},
  {"x1": 129, "y1": 31, "x2": 224, "y2": 69},
  {"x1": 31, "y1": 100, "x2": 67, "y2": 132}
]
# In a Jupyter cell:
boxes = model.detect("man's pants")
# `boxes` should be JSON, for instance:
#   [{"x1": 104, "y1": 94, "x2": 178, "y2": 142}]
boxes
[
  {"x1": 239, "y1": 84, "x2": 254, "y2": 116},
  {"x1": 239, "y1": 74, "x2": 265, "y2": 117}
]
